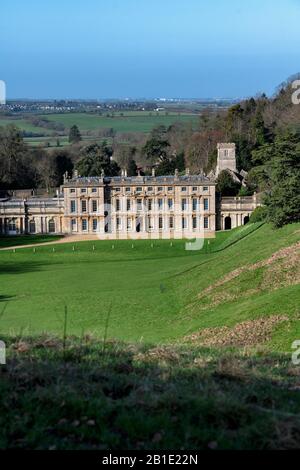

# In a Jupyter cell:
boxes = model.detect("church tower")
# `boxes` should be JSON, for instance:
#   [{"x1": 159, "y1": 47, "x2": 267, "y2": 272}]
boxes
[{"x1": 216, "y1": 143, "x2": 237, "y2": 176}]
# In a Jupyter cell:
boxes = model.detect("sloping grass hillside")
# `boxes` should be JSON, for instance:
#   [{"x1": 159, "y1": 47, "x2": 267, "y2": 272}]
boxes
[
  {"x1": 0, "y1": 223, "x2": 299, "y2": 350},
  {"x1": 170, "y1": 223, "x2": 300, "y2": 353}
]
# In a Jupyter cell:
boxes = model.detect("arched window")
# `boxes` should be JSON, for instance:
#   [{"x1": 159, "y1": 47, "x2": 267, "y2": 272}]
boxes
[
  {"x1": 48, "y1": 219, "x2": 56, "y2": 233},
  {"x1": 8, "y1": 218, "x2": 16, "y2": 232},
  {"x1": 224, "y1": 216, "x2": 232, "y2": 230},
  {"x1": 29, "y1": 219, "x2": 36, "y2": 233},
  {"x1": 136, "y1": 216, "x2": 142, "y2": 233}
]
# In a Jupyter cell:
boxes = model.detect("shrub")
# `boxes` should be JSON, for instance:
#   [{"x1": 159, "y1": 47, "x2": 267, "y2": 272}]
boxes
[{"x1": 250, "y1": 206, "x2": 267, "y2": 223}]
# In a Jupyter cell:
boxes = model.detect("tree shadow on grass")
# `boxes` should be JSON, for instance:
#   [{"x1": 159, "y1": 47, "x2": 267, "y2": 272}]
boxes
[
  {"x1": 0, "y1": 235, "x2": 62, "y2": 249},
  {"x1": 1, "y1": 336, "x2": 300, "y2": 450},
  {"x1": 0, "y1": 295, "x2": 14, "y2": 303},
  {"x1": 0, "y1": 260, "x2": 64, "y2": 276}
]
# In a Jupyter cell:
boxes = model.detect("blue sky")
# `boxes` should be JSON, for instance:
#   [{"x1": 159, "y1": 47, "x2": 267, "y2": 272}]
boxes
[{"x1": 1, "y1": 0, "x2": 300, "y2": 99}]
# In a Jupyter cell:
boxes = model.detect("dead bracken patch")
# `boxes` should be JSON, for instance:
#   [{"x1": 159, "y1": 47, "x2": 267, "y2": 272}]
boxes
[
  {"x1": 12, "y1": 337, "x2": 63, "y2": 353},
  {"x1": 261, "y1": 251, "x2": 300, "y2": 289},
  {"x1": 185, "y1": 242, "x2": 300, "y2": 314},
  {"x1": 198, "y1": 242, "x2": 300, "y2": 299},
  {"x1": 135, "y1": 346, "x2": 180, "y2": 364},
  {"x1": 184, "y1": 315, "x2": 289, "y2": 348}
]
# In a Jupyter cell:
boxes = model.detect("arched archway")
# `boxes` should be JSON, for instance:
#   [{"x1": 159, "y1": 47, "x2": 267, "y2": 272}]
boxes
[
  {"x1": 8, "y1": 218, "x2": 17, "y2": 234},
  {"x1": 244, "y1": 216, "x2": 250, "y2": 225},
  {"x1": 224, "y1": 216, "x2": 232, "y2": 230}
]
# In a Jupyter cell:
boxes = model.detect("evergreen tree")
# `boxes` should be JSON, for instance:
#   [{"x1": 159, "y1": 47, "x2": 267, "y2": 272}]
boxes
[
  {"x1": 53, "y1": 152, "x2": 73, "y2": 185},
  {"x1": 263, "y1": 141, "x2": 300, "y2": 227},
  {"x1": 76, "y1": 142, "x2": 119, "y2": 177},
  {"x1": 68, "y1": 125, "x2": 82, "y2": 144},
  {"x1": 174, "y1": 152, "x2": 185, "y2": 172},
  {"x1": 156, "y1": 156, "x2": 175, "y2": 176},
  {"x1": 251, "y1": 110, "x2": 267, "y2": 147},
  {"x1": 127, "y1": 159, "x2": 138, "y2": 176},
  {"x1": 216, "y1": 170, "x2": 241, "y2": 196},
  {"x1": 0, "y1": 125, "x2": 35, "y2": 188},
  {"x1": 142, "y1": 138, "x2": 170, "y2": 163}
]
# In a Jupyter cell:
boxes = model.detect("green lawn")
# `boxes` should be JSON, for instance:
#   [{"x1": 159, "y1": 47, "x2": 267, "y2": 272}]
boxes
[
  {"x1": 0, "y1": 234, "x2": 62, "y2": 249},
  {"x1": 1, "y1": 223, "x2": 299, "y2": 349}
]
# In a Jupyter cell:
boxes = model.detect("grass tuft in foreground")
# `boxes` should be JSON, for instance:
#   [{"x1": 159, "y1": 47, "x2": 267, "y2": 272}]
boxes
[{"x1": 1, "y1": 335, "x2": 300, "y2": 450}]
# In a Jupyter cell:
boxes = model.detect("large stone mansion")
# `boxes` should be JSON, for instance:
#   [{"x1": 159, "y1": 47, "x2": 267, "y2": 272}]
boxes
[{"x1": 0, "y1": 143, "x2": 260, "y2": 239}]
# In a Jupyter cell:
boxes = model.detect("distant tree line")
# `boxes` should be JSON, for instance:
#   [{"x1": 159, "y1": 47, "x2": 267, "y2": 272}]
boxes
[{"x1": 27, "y1": 116, "x2": 66, "y2": 132}]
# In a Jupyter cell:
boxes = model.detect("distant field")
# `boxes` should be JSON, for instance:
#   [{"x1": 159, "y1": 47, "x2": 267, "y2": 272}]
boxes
[
  {"x1": 23, "y1": 135, "x2": 106, "y2": 148},
  {"x1": 39, "y1": 111, "x2": 199, "y2": 133},
  {"x1": 0, "y1": 111, "x2": 200, "y2": 147},
  {"x1": 23, "y1": 136, "x2": 70, "y2": 147},
  {"x1": 0, "y1": 111, "x2": 199, "y2": 134},
  {"x1": 0, "y1": 117, "x2": 52, "y2": 135}
]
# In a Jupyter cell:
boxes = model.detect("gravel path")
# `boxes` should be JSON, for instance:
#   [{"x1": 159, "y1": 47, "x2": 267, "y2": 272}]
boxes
[{"x1": 0, "y1": 234, "x2": 100, "y2": 251}]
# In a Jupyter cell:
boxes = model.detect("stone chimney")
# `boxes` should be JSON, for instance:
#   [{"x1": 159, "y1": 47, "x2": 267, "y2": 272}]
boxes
[
  {"x1": 175, "y1": 168, "x2": 179, "y2": 180},
  {"x1": 186, "y1": 168, "x2": 190, "y2": 176},
  {"x1": 152, "y1": 168, "x2": 155, "y2": 177},
  {"x1": 124, "y1": 169, "x2": 127, "y2": 177}
]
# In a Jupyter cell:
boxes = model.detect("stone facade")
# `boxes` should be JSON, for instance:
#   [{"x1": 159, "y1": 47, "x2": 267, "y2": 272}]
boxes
[
  {"x1": 0, "y1": 197, "x2": 64, "y2": 235},
  {"x1": 219, "y1": 193, "x2": 260, "y2": 231},
  {"x1": 62, "y1": 173, "x2": 216, "y2": 239},
  {"x1": 0, "y1": 144, "x2": 261, "y2": 239}
]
